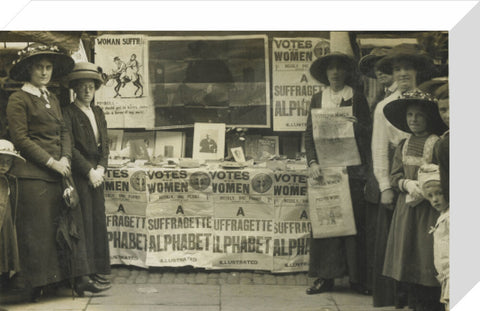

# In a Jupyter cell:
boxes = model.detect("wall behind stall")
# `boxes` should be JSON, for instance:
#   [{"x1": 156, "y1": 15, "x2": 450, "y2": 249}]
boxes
[
  {"x1": 85, "y1": 31, "x2": 335, "y2": 159},
  {"x1": 0, "y1": 31, "x2": 440, "y2": 158}
]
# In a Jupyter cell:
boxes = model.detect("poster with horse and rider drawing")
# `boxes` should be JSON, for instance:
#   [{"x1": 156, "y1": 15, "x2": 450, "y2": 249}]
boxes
[{"x1": 95, "y1": 34, "x2": 154, "y2": 128}]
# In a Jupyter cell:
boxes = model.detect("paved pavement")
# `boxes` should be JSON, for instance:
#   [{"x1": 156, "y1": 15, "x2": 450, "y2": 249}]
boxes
[{"x1": 0, "y1": 266, "x2": 410, "y2": 311}]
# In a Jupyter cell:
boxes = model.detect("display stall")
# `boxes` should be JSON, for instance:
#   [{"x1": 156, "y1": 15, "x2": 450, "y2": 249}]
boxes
[
  {"x1": 104, "y1": 164, "x2": 312, "y2": 273},
  {"x1": 0, "y1": 30, "x2": 448, "y2": 274}
]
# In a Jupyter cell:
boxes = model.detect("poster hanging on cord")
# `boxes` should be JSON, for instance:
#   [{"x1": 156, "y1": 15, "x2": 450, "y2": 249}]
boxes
[
  {"x1": 145, "y1": 200, "x2": 214, "y2": 268},
  {"x1": 105, "y1": 199, "x2": 148, "y2": 268},
  {"x1": 307, "y1": 167, "x2": 356, "y2": 239},
  {"x1": 311, "y1": 106, "x2": 361, "y2": 167},
  {"x1": 94, "y1": 34, "x2": 154, "y2": 128},
  {"x1": 271, "y1": 170, "x2": 311, "y2": 273},
  {"x1": 272, "y1": 37, "x2": 328, "y2": 131}
]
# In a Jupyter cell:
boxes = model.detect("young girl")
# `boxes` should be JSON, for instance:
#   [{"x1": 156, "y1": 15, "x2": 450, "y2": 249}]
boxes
[
  {"x1": 0, "y1": 140, "x2": 24, "y2": 297},
  {"x1": 419, "y1": 164, "x2": 449, "y2": 311},
  {"x1": 382, "y1": 90, "x2": 448, "y2": 311}
]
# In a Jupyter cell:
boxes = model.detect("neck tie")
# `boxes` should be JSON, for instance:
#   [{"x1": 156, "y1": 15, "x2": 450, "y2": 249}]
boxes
[
  {"x1": 40, "y1": 89, "x2": 49, "y2": 103},
  {"x1": 40, "y1": 89, "x2": 51, "y2": 108}
]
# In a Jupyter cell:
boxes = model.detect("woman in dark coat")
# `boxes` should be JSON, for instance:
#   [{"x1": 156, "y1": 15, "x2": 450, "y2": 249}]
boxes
[
  {"x1": 358, "y1": 47, "x2": 401, "y2": 307},
  {"x1": 304, "y1": 52, "x2": 372, "y2": 295},
  {"x1": 62, "y1": 62, "x2": 112, "y2": 289},
  {"x1": 6, "y1": 43, "x2": 91, "y2": 300}
]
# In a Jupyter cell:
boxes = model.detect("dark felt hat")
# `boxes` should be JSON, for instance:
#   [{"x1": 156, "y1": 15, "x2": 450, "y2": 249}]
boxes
[
  {"x1": 9, "y1": 43, "x2": 74, "y2": 82},
  {"x1": 383, "y1": 89, "x2": 448, "y2": 135},
  {"x1": 358, "y1": 47, "x2": 392, "y2": 78},
  {"x1": 375, "y1": 43, "x2": 432, "y2": 74},
  {"x1": 62, "y1": 61, "x2": 105, "y2": 90},
  {"x1": 309, "y1": 52, "x2": 356, "y2": 85}
]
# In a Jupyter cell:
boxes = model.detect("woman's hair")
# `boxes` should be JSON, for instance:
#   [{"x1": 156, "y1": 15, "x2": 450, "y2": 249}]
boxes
[
  {"x1": 325, "y1": 60, "x2": 354, "y2": 87},
  {"x1": 25, "y1": 55, "x2": 55, "y2": 79},
  {"x1": 374, "y1": 61, "x2": 392, "y2": 75}
]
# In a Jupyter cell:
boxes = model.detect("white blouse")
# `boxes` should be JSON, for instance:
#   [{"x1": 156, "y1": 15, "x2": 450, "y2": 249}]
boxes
[
  {"x1": 321, "y1": 85, "x2": 353, "y2": 108},
  {"x1": 74, "y1": 101, "x2": 99, "y2": 144},
  {"x1": 371, "y1": 89, "x2": 410, "y2": 192}
]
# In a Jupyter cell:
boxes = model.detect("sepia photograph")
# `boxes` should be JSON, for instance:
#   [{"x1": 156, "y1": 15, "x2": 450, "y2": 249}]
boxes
[
  {"x1": 192, "y1": 122, "x2": 226, "y2": 160},
  {"x1": 0, "y1": 1, "x2": 474, "y2": 310}
]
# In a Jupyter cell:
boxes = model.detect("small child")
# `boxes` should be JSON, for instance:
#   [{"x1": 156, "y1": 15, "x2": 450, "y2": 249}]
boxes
[
  {"x1": 0, "y1": 139, "x2": 24, "y2": 297},
  {"x1": 419, "y1": 163, "x2": 449, "y2": 311}
]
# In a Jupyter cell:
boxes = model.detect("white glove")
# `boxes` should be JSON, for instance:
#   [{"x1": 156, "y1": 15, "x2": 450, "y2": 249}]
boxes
[
  {"x1": 88, "y1": 168, "x2": 104, "y2": 188},
  {"x1": 96, "y1": 165, "x2": 105, "y2": 176},
  {"x1": 403, "y1": 179, "x2": 423, "y2": 200}
]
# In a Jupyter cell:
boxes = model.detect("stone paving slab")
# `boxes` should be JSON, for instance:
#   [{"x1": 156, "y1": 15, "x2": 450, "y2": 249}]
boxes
[
  {"x1": 111, "y1": 266, "x2": 311, "y2": 286},
  {"x1": 86, "y1": 306, "x2": 220, "y2": 311},
  {"x1": 220, "y1": 285, "x2": 337, "y2": 311},
  {"x1": 89, "y1": 284, "x2": 219, "y2": 306},
  {"x1": 0, "y1": 267, "x2": 389, "y2": 311},
  {"x1": 1, "y1": 296, "x2": 88, "y2": 311}
]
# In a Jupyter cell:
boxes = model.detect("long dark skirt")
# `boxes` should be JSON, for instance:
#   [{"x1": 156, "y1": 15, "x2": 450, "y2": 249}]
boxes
[
  {"x1": 308, "y1": 178, "x2": 366, "y2": 285},
  {"x1": 15, "y1": 179, "x2": 89, "y2": 288},
  {"x1": 74, "y1": 174, "x2": 111, "y2": 275},
  {"x1": 371, "y1": 202, "x2": 403, "y2": 307}
]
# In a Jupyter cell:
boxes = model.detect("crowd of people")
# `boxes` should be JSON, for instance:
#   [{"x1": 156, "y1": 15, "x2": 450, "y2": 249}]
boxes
[
  {"x1": 305, "y1": 44, "x2": 449, "y2": 311},
  {"x1": 0, "y1": 44, "x2": 112, "y2": 303},
  {"x1": 0, "y1": 40, "x2": 449, "y2": 311}
]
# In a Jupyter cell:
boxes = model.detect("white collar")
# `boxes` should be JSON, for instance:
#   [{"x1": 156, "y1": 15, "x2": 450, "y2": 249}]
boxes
[
  {"x1": 21, "y1": 82, "x2": 49, "y2": 98},
  {"x1": 436, "y1": 209, "x2": 449, "y2": 225},
  {"x1": 385, "y1": 81, "x2": 398, "y2": 93},
  {"x1": 74, "y1": 99, "x2": 92, "y2": 111}
]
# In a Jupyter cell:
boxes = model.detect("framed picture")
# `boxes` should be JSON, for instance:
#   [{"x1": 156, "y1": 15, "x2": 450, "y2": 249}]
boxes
[
  {"x1": 107, "y1": 129, "x2": 124, "y2": 154},
  {"x1": 244, "y1": 135, "x2": 279, "y2": 161},
  {"x1": 154, "y1": 131, "x2": 186, "y2": 159},
  {"x1": 231, "y1": 147, "x2": 246, "y2": 163},
  {"x1": 192, "y1": 123, "x2": 226, "y2": 160},
  {"x1": 121, "y1": 131, "x2": 156, "y2": 161},
  {"x1": 148, "y1": 35, "x2": 270, "y2": 128}
]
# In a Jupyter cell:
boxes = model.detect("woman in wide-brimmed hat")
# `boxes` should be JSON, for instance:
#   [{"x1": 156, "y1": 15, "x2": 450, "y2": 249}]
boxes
[
  {"x1": 5, "y1": 42, "x2": 88, "y2": 301},
  {"x1": 0, "y1": 140, "x2": 24, "y2": 303},
  {"x1": 359, "y1": 47, "x2": 402, "y2": 307},
  {"x1": 382, "y1": 89, "x2": 446, "y2": 311},
  {"x1": 62, "y1": 62, "x2": 112, "y2": 296},
  {"x1": 304, "y1": 52, "x2": 372, "y2": 295},
  {"x1": 370, "y1": 44, "x2": 434, "y2": 308},
  {"x1": 359, "y1": 47, "x2": 398, "y2": 108}
]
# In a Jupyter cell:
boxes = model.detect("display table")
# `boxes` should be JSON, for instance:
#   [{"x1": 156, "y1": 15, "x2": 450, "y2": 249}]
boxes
[{"x1": 105, "y1": 164, "x2": 311, "y2": 273}]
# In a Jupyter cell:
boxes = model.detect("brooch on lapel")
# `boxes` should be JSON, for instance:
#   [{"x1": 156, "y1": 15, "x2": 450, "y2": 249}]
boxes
[{"x1": 45, "y1": 103, "x2": 51, "y2": 109}]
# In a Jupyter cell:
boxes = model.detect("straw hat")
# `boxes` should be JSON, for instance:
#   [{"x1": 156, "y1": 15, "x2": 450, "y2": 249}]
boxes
[
  {"x1": 0, "y1": 140, "x2": 25, "y2": 161},
  {"x1": 309, "y1": 52, "x2": 356, "y2": 85},
  {"x1": 375, "y1": 43, "x2": 432, "y2": 74},
  {"x1": 418, "y1": 77, "x2": 449, "y2": 99},
  {"x1": 9, "y1": 43, "x2": 74, "y2": 82},
  {"x1": 383, "y1": 89, "x2": 448, "y2": 135},
  {"x1": 62, "y1": 62, "x2": 105, "y2": 89},
  {"x1": 358, "y1": 47, "x2": 392, "y2": 78}
]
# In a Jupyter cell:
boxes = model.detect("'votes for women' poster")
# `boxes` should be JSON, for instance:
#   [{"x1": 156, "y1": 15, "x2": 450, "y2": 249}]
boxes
[
  {"x1": 95, "y1": 34, "x2": 154, "y2": 128},
  {"x1": 307, "y1": 168, "x2": 356, "y2": 239},
  {"x1": 272, "y1": 37, "x2": 329, "y2": 131},
  {"x1": 311, "y1": 106, "x2": 361, "y2": 167}
]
